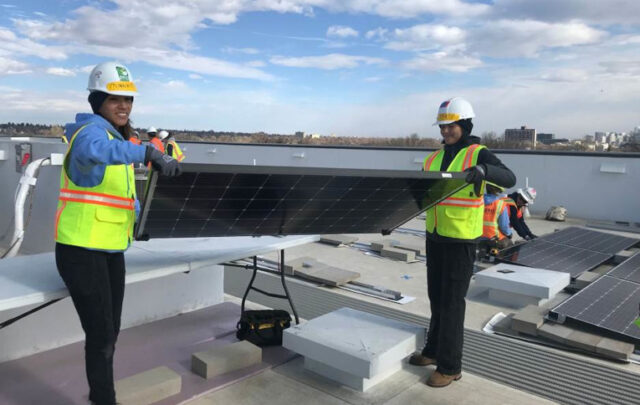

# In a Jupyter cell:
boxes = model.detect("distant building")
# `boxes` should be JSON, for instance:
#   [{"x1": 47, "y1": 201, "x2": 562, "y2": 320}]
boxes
[
  {"x1": 584, "y1": 135, "x2": 594, "y2": 143},
  {"x1": 537, "y1": 133, "x2": 554, "y2": 144},
  {"x1": 505, "y1": 126, "x2": 537, "y2": 147},
  {"x1": 294, "y1": 131, "x2": 305, "y2": 139},
  {"x1": 594, "y1": 131, "x2": 606, "y2": 143},
  {"x1": 305, "y1": 133, "x2": 321, "y2": 139}
]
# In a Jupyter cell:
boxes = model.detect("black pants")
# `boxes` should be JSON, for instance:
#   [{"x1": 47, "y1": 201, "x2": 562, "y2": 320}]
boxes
[
  {"x1": 55, "y1": 243, "x2": 126, "y2": 405},
  {"x1": 422, "y1": 239, "x2": 475, "y2": 375}
]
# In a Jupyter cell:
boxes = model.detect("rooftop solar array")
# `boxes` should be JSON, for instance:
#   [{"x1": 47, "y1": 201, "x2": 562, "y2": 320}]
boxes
[
  {"x1": 135, "y1": 164, "x2": 467, "y2": 239},
  {"x1": 538, "y1": 226, "x2": 639, "y2": 254},
  {"x1": 496, "y1": 239, "x2": 612, "y2": 278},
  {"x1": 550, "y1": 275, "x2": 640, "y2": 343},
  {"x1": 607, "y1": 252, "x2": 640, "y2": 284}
]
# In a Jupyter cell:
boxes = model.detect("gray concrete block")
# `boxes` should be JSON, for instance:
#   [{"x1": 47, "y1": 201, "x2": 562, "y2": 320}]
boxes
[
  {"x1": 370, "y1": 241, "x2": 391, "y2": 252},
  {"x1": 380, "y1": 247, "x2": 415, "y2": 262},
  {"x1": 391, "y1": 242, "x2": 426, "y2": 256},
  {"x1": 595, "y1": 338, "x2": 634, "y2": 360},
  {"x1": 319, "y1": 235, "x2": 358, "y2": 246},
  {"x1": 192, "y1": 340, "x2": 262, "y2": 379},
  {"x1": 566, "y1": 329, "x2": 603, "y2": 352},
  {"x1": 284, "y1": 257, "x2": 320, "y2": 275},
  {"x1": 511, "y1": 305, "x2": 547, "y2": 336},
  {"x1": 612, "y1": 249, "x2": 635, "y2": 264},
  {"x1": 537, "y1": 323, "x2": 574, "y2": 344},
  {"x1": 573, "y1": 271, "x2": 601, "y2": 290},
  {"x1": 115, "y1": 366, "x2": 181, "y2": 405}
]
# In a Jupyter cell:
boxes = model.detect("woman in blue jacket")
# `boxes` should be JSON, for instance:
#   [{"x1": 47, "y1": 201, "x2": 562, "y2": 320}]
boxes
[{"x1": 55, "y1": 61, "x2": 180, "y2": 405}]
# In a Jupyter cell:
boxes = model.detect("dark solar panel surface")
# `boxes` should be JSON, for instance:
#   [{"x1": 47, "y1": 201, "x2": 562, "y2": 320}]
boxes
[
  {"x1": 550, "y1": 275, "x2": 640, "y2": 343},
  {"x1": 497, "y1": 239, "x2": 612, "y2": 278},
  {"x1": 607, "y1": 252, "x2": 640, "y2": 284},
  {"x1": 136, "y1": 164, "x2": 467, "y2": 238},
  {"x1": 539, "y1": 226, "x2": 639, "y2": 254}
]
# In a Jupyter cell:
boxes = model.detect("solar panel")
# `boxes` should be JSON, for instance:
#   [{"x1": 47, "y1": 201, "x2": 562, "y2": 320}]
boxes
[
  {"x1": 496, "y1": 239, "x2": 612, "y2": 278},
  {"x1": 539, "y1": 226, "x2": 639, "y2": 254},
  {"x1": 607, "y1": 252, "x2": 640, "y2": 284},
  {"x1": 135, "y1": 164, "x2": 468, "y2": 239},
  {"x1": 550, "y1": 275, "x2": 640, "y2": 343}
]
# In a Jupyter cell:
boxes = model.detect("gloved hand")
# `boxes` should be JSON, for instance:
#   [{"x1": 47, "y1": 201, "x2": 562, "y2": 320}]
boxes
[
  {"x1": 145, "y1": 146, "x2": 181, "y2": 177},
  {"x1": 529, "y1": 234, "x2": 538, "y2": 239},
  {"x1": 464, "y1": 165, "x2": 485, "y2": 196}
]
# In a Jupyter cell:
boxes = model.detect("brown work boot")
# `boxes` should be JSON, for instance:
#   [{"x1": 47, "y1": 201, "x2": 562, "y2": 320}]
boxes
[
  {"x1": 426, "y1": 370, "x2": 462, "y2": 387},
  {"x1": 408, "y1": 352, "x2": 436, "y2": 366}
]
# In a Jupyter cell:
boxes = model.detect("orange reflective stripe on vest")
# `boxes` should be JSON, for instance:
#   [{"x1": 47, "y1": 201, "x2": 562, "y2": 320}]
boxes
[{"x1": 58, "y1": 188, "x2": 135, "y2": 210}]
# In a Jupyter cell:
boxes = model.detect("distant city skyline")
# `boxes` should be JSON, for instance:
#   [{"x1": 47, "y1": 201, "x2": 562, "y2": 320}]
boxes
[{"x1": 1, "y1": 1, "x2": 639, "y2": 139}]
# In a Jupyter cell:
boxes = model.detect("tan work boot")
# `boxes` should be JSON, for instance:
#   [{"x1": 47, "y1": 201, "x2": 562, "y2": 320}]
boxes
[
  {"x1": 426, "y1": 370, "x2": 462, "y2": 387},
  {"x1": 408, "y1": 352, "x2": 437, "y2": 366}
]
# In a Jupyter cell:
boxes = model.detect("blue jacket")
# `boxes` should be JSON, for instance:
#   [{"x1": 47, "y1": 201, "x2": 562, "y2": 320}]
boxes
[
  {"x1": 64, "y1": 113, "x2": 147, "y2": 218},
  {"x1": 483, "y1": 194, "x2": 512, "y2": 237}
]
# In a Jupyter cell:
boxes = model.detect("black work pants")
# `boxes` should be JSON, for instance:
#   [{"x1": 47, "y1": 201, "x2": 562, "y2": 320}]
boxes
[
  {"x1": 422, "y1": 239, "x2": 475, "y2": 375},
  {"x1": 55, "y1": 243, "x2": 126, "y2": 405}
]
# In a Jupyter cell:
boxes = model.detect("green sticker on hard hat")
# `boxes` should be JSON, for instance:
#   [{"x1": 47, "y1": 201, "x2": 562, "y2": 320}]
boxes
[
  {"x1": 115, "y1": 66, "x2": 130, "y2": 82},
  {"x1": 635, "y1": 317, "x2": 640, "y2": 329}
]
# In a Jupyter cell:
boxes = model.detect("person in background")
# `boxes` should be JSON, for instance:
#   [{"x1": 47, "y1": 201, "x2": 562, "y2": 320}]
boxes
[
  {"x1": 480, "y1": 183, "x2": 513, "y2": 252},
  {"x1": 505, "y1": 187, "x2": 537, "y2": 240},
  {"x1": 410, "y1": 97, "x2": 516, "y2": 388},
  {"x1": 161, "y1": 130, "x2": 185, "y2": 162},
  {"x1": 147, "y1": 126, "x2": 164, "y2": 153},
  {"x1": 129, "y1": 130, "x2": 141, "y2": 145},
  {"x1": 54, "y1": 61, "x2": 180, "y2": 405}
]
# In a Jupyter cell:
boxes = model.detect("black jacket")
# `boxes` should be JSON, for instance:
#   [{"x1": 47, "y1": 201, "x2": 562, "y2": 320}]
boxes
[
  {"x1": 506, "y1": 192, "x2": 534, "y2": 239},
  {"x1": 427, "y1": 134, "x2": 516, "y2": 243}
]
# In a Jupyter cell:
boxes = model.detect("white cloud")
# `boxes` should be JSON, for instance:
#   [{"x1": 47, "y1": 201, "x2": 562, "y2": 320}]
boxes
[
  {"x1": 0, "y1": 56, "x2": 31, "y2": 75},
  {"x1": 365, "y1": 28, "x2": 388, "y2": 41},
  {"x1": 385, "y1": 24, "x2": 466, "y2": 52},
  {"x1": 222, "y1": 47, "x2": 260, "y2": 55},
  {"x1": 320, "y1": 0, "x2": 489, "y2": 18},
  {"x1": 326, "y1": 25, "x2": 358, "y2": 38},
  {"x1": 471, "y1": 20, "x2": 606, "y2": 58},
  {"x1": 536, "y1": 69, "x2": 588, "y2": 82},
  {"x1": 364, "y1": 76, "x2": 382, "y2": 82},
  {"x1": 270, "y1": 53, "x2": 385, "y2": 70},
  {"x1": 491, "y1": 0, "x2": 640, "y2": 25},
  {"x1": 0, "y1": 27, "x2": 67, "y2": 60},
  {"x1": 164, "y1": 80, "x2": 188, "y2": 90},
  {"x1": 45, "y1": 67, "x2": 76, "y2": 76},
  {"x1": 403, "y1": 51, "x2": 482, "y2": 72},
  {"x1": 188, "y1": 73, "x2": 203, "y2": 79},
  {"x1": 246, "y1": 60, "x2": 266, "y2": 68}
]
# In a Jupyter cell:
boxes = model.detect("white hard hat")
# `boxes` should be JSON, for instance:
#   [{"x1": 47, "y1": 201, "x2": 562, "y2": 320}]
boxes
[
  {"x1": 517, "y1": 187, "x2": 537, "y2": 204},
  {"x1": 158, "y1": 130, "x2": 169, "y2": 140},
  {"x1": 87, "y1": 61, "x2": 138, "y2": 96},
  {"x1": 147, "y1": 126, "x2": 157, "y2": 134},
  {"x1": 433, "y1": 97, "x2": 475, "y2": 125}
]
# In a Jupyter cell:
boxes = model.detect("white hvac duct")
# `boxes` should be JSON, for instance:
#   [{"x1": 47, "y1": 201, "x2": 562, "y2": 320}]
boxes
[{"x1": 3, "y1": 153, "x2": 64, "y2": 258}]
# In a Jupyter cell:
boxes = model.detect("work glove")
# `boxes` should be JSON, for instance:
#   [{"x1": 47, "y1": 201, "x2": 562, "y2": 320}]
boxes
[
  {"x1": 529, "y1": 234, "x2": 538, "y2": 239},
  {"x1": 464, "y1": 165, "x2": 485, "y2": 197},
  {"x1": 144, "y1": 146, "x2": 182, "y2": 177}
]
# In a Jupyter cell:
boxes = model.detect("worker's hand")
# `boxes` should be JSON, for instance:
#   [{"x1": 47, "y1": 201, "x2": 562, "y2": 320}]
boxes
[
  {"x1": 145, "y1": 146, "x2": 182, "y2": 177},
  {"x1": 529, "y1": 234, "x2": 538, "y2": 239},
  {"x1": 464, "y1": 165, "x2": 485, "y2": 196}
]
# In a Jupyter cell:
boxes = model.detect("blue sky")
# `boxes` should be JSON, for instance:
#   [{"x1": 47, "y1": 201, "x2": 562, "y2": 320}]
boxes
[{"x1": 1, "y1": 0, "x2": 639, "y2": 138}]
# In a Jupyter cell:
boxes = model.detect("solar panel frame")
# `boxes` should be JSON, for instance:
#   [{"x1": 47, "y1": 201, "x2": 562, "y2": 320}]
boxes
[
  {"x1": 135, "y1": 164, "x2": 468, "y2": 239},
  {"x1": 538, "y1": 226, "x2": 639, "y2": 254},
  {"x1": 607, "y1": 252, "x2": 640, "y2": 284},
  {"x1": 496, "y1": 239, "x2": 612, "y2": 278},
  {"x1": 550, "y1": 275, "x2": 640, "y2": 343}
]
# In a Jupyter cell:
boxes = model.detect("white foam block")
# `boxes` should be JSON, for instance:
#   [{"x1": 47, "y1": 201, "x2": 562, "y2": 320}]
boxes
[
  {"x1": 304, "y1": 357, "x2": 401, "y2": 392},
  {"x1": 283, "y1": 307, "x2": 424, "y2": 379},
  {"x1": 475, "y1": 263, "x2": 570, "y2": 299}
]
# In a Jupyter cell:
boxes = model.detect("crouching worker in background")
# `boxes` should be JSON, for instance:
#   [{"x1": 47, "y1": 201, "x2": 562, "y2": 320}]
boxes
[
  {"x1": 410, "y1": 97, "x2": 516, "y2": 388},
  {"x1": 479, "y1": 182, "x2": 514, "y2": 255},
  {"x1": 54, "y1": 61, "x2": 181, "y2": 405}
]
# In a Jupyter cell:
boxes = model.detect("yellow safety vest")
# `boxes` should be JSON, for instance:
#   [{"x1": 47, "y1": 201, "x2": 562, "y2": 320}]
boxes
[
  {"x1": 423, "y1": 144, "x2": 486, "y2": 239},
  {"x1": 167, "y1": 139, "x2": 184, "y2": 162},
  {"x1": 54, "y1": 125, "x2": 136, "y2": 251}
]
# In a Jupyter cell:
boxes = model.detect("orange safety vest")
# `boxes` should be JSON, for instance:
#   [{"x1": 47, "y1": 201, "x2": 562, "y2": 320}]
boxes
[
  {"x1": 149, "y1": 137, "x2": 165, "y2": 153},
  {"x1": 483, "y1": 198, "x2": 507, "y2": 240},
  {"x1": 129, "y1": 137, "x2": 142, "y2": 145}
]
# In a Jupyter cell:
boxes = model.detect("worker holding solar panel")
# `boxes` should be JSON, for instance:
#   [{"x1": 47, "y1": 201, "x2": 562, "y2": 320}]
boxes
[
  {"x1": 505, "y1": 187, "x2": 538, "y2": 240},
  {"x1": 54, "y1": 61, "x2": 181, "y2": 405},
  {"x1": 410, "y1": 97, "x2": 516, "y2": 387}
]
